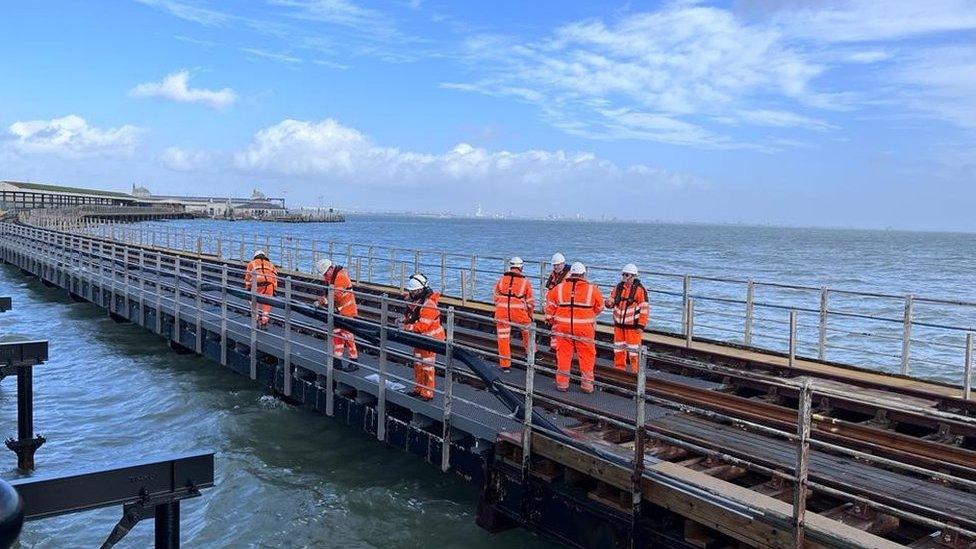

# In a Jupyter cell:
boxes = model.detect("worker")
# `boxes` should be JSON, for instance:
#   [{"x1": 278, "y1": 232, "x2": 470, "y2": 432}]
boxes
[
  {"x1": 402, "y1": 275, "x2": 445, "y2": 401},
  {"x1": 605, "y1": 263, "x2": 649, "y2": 373},
  {"x1": 315, "y1": 258, "x2": 359, "y2": 370},
  {"x1": 543, "y1": 253, "x2": 572, "y2": 351},
  {"x1": 244, "y1": 250, "x2": 278, "y2": 328},
  {"x1": 545, "y1": 253, "x2": 571, "y2": 290},
  {"x1": 493, "y1": 257, "x2": 535, "y2": 371},
  {"x1": 545, "y1": 262, "x2": 603, "y2": 393}
]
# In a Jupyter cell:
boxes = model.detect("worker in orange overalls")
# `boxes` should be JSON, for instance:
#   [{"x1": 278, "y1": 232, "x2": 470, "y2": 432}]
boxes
[
  {"x1": 402, "y1": 275, "x2": 445, "y2": 401},
  {"x1": 605, "y1": 263, "x2": 649, "y2": 373},
  {"x1": 315, "y1": 258, "x2": 359, "y2": 370},
  {"x1": 244, "y1": 250, "x2": 278, "y2": 328},
  {"x1": 545, "y1": 262, "x2": 604, "y2": 393},
  {"x1": 543, "y1": 253, "x2": 571, "y2": 351},
  {"x1": 493, "y1": 257, "x2": 534, "y2": 371}
]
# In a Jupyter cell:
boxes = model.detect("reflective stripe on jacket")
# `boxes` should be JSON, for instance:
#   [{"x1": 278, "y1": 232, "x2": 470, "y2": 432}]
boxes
[
  {"x1": 244, "y1": 258, "x2": 278, "y2": 289},
  {"x1": 493, "y1": 271, "x2": 535, "y2": 318},
  {"x1": 611, "y1": 279, "x2": 649, "y2": 328},
  {"x1": 545, "y1": 278, "x2": 604, "y2": 329}
]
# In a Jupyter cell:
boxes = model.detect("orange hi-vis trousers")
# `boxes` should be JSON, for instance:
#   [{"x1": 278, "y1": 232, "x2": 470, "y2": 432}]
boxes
[
  {"x1": 413, "y1": 349, "x2": 437, "y2": 399},
  {"x1": 495, "y1": 314, "x2": 532, "y2": 369},
  {"x1": 553, "y1": 327, "x2": 595, "y2": 392},
  {"x1": 613, "y1": 327, "x2": 642, "y2": 373},
  {"x1": 253, "y1": 286, "x2": 274, "y2": 326},
  {"x1": 333, "y1": 328, "x2": 358, "y2": 359}
]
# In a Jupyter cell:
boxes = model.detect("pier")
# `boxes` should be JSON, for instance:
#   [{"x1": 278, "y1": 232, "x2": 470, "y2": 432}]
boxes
[{"x1": 1, "y1": 218, "x2": 974, "y2": 548}]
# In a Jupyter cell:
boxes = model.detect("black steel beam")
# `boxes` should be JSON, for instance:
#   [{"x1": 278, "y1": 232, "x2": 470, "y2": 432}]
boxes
[
  {"x1": 0, "y1": 338, "x2": 48, "y2": 369},
  {"x1": 10, "y1": 452, "x2": 214, "y2": 521}
]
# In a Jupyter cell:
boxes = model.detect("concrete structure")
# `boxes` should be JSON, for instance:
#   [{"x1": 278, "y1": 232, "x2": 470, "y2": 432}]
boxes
[{"x1": 0, "y1": 181, "x2": 136, "y2": 208}]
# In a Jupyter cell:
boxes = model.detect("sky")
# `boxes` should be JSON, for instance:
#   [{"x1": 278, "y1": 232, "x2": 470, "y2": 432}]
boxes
[{"x1": 1, "y1": 0, "x2": 975, "y2": 230}]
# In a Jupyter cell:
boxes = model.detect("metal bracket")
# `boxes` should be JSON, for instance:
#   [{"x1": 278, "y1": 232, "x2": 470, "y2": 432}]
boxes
[{"x1": 101, "y1": 486, "x2": 200, "y2": 548}]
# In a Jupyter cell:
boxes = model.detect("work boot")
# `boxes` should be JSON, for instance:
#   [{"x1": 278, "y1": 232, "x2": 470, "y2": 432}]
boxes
[
  {"x1": 336, "y1": 358, "x2": 359, "y2": 373},
  {"x1": 409, "y1": 389, "x2": 433, "y2": 402},
  {"x1": 555, "y1": 385, "x2": 568, "y2": 393}
]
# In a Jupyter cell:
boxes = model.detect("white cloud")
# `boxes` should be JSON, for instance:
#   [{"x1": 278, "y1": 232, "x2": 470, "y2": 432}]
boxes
[
  {"x1": 770, "y1": 0, "x2": 976, "y2": 43},
  {"x1": 231, "y1": 118, "x2": 698, "y2": 192},
  {"x1": 240, "y1": 47, "x2": 303, "y2": 64},
  {"x1": 158, "y1": 146, "x2": 216, "y2": 171},
  {"x1": 5, "y1": 115, "x2": 140, "y2": 158},
  {"x1": 448, "y1": 4, "x2": 828, "y2": 148},
  {"x1": 134, "y1": 0, "x2": 230, "y2": 26},
  {"x1": 889, "y1": 45, "x2": 976, "y2": 129},
  {"x1": 129, "y1": 70, "x2": 237, "y2": 109}
]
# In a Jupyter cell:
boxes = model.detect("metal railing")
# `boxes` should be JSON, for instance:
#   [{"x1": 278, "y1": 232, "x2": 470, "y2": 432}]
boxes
[
  {"x1": 2, "y1": 221, "x2": 975, "y2": 546},
  {"x1": 47, "y1": 218, "x2": 976, "y2": 389}
]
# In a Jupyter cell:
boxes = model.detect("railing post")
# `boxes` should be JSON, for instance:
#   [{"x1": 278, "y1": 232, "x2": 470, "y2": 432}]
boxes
[
  {"x1": 173, "y1": 257, "x2": 181, "y2": 342},
  {"x1": 460, "y1": 271, "x2": 468, "y2": 305},
  {"x1": 684, "y1": 298, "x2": 694, "y2": 347},
  {"x1": 789, "y1": 310, "x2": 798, "y2": 368},
  {"x1": 399, "y1": 263, "x2": 406, "y2": 292},
  {"x1": 377, "y1": 295, "x2": 388, "y2": 442},
  {"x1": 965, "y1": 332, "x2": 973, "y2": 401},
  {"x1": 631, "y1": 345, "x2": 647, "y2": 546},
  {"x1": 469, "y1": 255, "x2": 477, "y2": 298},
  {"x1": 521, "y1": 322, "x2": 536, "y2": 491},
  {"x1": 538, "y1": 261, "x2": 548, "y2": 313},
  {"x1": 793, "y1": 379, "x2": 812, "y2": 549},
  {"x1": 283, "y1": 277, "x2": 293, "y2": 397},
  {"x1": 155, "y1": 252, "x2": 163, "y2": 333},
  {"x1": 110, "y1": 241, "x2": 118, "y2": 314},
  {"x1": 414, "y1": 250, "x2": 420, "y2": 274},
  {"x1": 194, "y1": 260, "x2": 203, "y2": 354},
  {"x1": 355, "y1": 257, "x2": 362, "y2": 283},
  {"x1": 249, "y1": 273, "x2": 258, "y2": 381},
  {"x1": 440, "y1": 252, "x2": 446, "y2": 293},
  {"x1": 346, "y1": 243, "x2": 352, "y2": 267},
  {"x1": 901, "y1": 295, "x2": 914, "y2": 375},
  {"x1": 744, "y1": 280, "x2": 754, "y2": 346},
  {"x1": 220, "y1": 265, "x2": 228, "y2": 366},
  {"x1": 324, "y1": 284, "x2": 336, "y2": 417},
  {"x1": 441, "y1": 307, "x2": 455, "y2": 472},
  {"x1": 367, "y1": 246, "x2": 374, "y2": 283},
  {"x1": 122, "y1": 245, "x2": 130, "y2": 320},
  {"x1": 818, "y1": 287, "x2": 828, "y2": 361},
  {"x1": 681, "y1": 275, "x2": 691, "y2": 336},
  {"x1": 138, "y1": 249, "x2": 146, "y2": 325}
]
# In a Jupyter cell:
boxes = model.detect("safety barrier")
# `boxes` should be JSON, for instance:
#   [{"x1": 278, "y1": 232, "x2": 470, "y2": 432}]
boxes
[{"x1": 2, "y1": 221, "x2": 974, "y2": 546}]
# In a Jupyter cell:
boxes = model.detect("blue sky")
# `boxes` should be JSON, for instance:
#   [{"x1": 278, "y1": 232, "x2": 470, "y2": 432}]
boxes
[{"x1": 2, "y1": 0, "x2": 975, "y2": 230}]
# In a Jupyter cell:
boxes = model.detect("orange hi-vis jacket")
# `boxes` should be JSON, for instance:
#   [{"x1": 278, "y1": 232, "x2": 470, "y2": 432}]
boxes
[
  {"x1": 545, "y1": 264, "x2": 571, "y2": 291},
  {"x1": 610, "y1": 279, "x2": 649, "y2": 328},
  {"x1": 318, "y1": 266, "x2": 358, "y2": 317},
  {"x1": 404, "y1": 289, "x2": 446, "y2": 341},
  {"x1": 244, "y1": 258, "x2": 278, "y2": 291},
  {"x1": 545, "y1": 277, "x2": 604, "y2": 336},
  {"x1": 493, "y1": 271, "x2": 535, "y2": 321}
]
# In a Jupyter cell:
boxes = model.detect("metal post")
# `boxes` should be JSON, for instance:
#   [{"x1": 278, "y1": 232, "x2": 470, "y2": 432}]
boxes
[
  {"x1": 414, "y1": 250, "x2": 420, "y2": 274},
  {"x1": 155, "y1": 253, "x2": 163, "y2": 333},
  {"x1": 122, "y1": 246, "x2": 130, "y2": 320},
  {"x1": 154, "y1": 501, "x2": 180, "y2": 549},
  {"x1": 138, "y1": 249, "x2": 146, "y2": 326},
  {"x1": 377, "y1": 296, "x2": 388, "y2": 441},
  {"x1": 310, "y1": 240, "x2": 317, "y2": 270},
  {"x1": 399, "y1": 263, "x2": 406, "y2": 292},
  {"x1": 965, "y1": 332, "x2": 973, "y2": 401},
  {"x1": 789, "y1": 310, "x2": 798, "y2": 368},
  {"x1": 469, "y1": 255, "x2": 477, "y2": 298},
  {"x1": 793, "y1": 380, "x2": 813, "y2": 549},
  {"x1": 685, "y1": 298, "x2": 694, "y2": 347},
  {"x1": 10, "y1": 364, "x2": 43, "y2": 471},
  {"x1": 220, "y1": 265, "x2": 228, "y2": 366},
  {"x1": 520, "y1": 322, "x2": 537, "y2": 491},
  {"x1": 440, "y1": 253, "x2": 446, "y2": 293},
  {"x1": 355, "y1": 257, "x2": 362, "y2": 282},
  {"x1": 681, "y1": 275, "x2": 691, "y2": 336},
  {"x1": 901, "y1": 295, "x2": 914, "y2": 375},
  {"x1": 346, "y1": 243, "x2": 352, "y2": 268},
  {"x1": 441, "y1": 307, "x2": 455, "y2": 472},
  {"x1": 173, "y1": 257, "x2": 181, "y2": 342},
  {"x1": 744, "y1": 281, "x2": 754, "y2": 346},
  {"x1": 818, "y1": 287, "x2": 828, "y2": 361},
  {"x1": 324, "y1": 285, "x2": 336, "y2": 417},
  {"x1": 631, "y1": 345, "x2": 648, "y2": 546},
  {"x1": 538, "y1": 261, "x2": 547, "y2": 313},
  {"x1": 460, "y1": 271, "x2": 467, "y2": 305},
  {"x1": 328, "y1": 241, "x2": 335, "y2": 261},
  {"x1": 283, "y1": 277, "x2": 293, "y2": 397},
  {"x1": 110, "y1": 241, "x2": 118, "y2": 314},
  {"x1": 367, "y1": 246, "x2": 374, "y2": 283},
  {"x1": 194, "y1": 260, "x2": 203, "y2": 354},
  {"x1": 249, "y1": 275, "x2": 258, "y2": 381}
]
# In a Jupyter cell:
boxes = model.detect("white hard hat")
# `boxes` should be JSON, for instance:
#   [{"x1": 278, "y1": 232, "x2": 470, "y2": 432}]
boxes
[
  {"x1": 405, "y1": 277, "x2": 424, "y2": 292},
  {"x1": 570, "y1": 262, "x2": 586, "y2": 275},
  {"x1": 551, "y1": 253, "x2": 565, "y2": 265},
  {"x1": 409, "y1": 273, "x2": 429, "y2": 288},
  {"x1": 314, "y1": 258, "x2": 333, "y2": 277},
  {"x1": 253, "y1": 249, "x2": 266, "y2": 259},
  {"x1": 509, "y1": 256, "x2": 524, "y2": 269},
  {"x1": 622, "y1": 263, "x2": 638, "y2": 276}
]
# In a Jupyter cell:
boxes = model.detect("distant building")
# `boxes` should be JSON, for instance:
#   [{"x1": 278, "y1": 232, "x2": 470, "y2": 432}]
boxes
[
  {"x1": 1, "y1": 180, "x2": 136, "y2": 208},
  {"x1": 132, "y1": 186, "x2": 285, "y2": 218}
]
